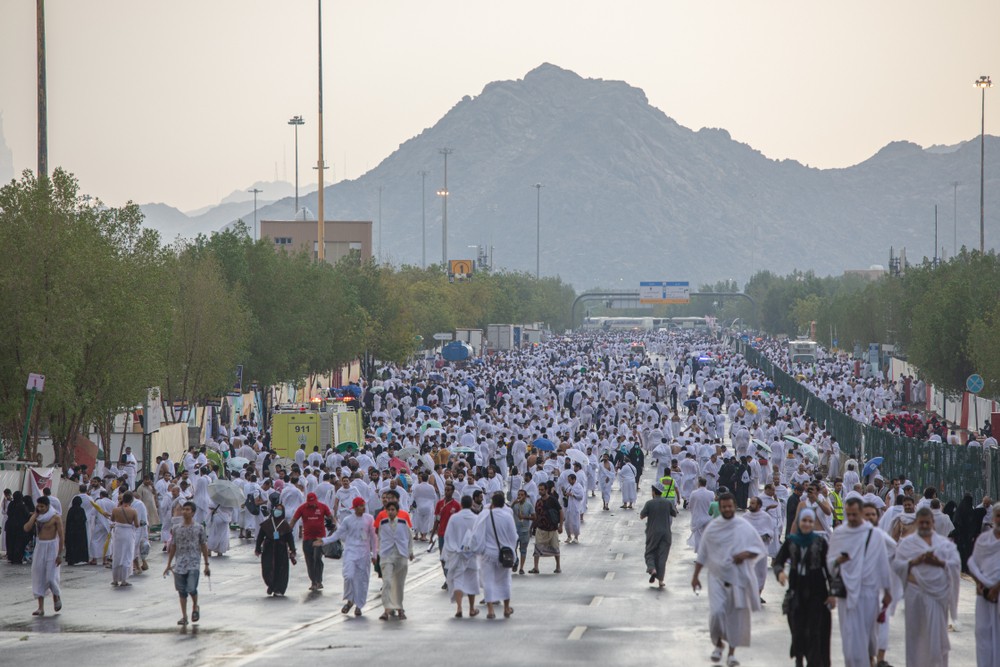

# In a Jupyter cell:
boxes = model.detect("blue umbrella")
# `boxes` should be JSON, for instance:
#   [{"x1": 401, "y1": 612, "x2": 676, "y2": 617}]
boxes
[
  {"x1": 416, "y1": 405, "x2": 432, "y2": 413},
  {"x1": 683, "y1": 398, "x2": 699, "y2": 408},
  {"x1": 464, "y1": 380, "x2": 476, "y2": 389},
  {"x1": 429, "y1": 373, "x2": 444, "y2": 382},
  {"x1": 472, "y1": 358, "x2": 484, "y2": 365},
  {"x1": 532, "y1": 438, "x2": 556, "y2": 451},
  {"x1": 862, "y1": 457, "x2": 884, "y2": 479},
  {"x1": 340, "y1": 385, "x2": 362, "y2": 398}
]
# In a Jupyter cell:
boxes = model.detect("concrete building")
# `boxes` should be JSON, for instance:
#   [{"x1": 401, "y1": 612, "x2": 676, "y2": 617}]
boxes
[{"x1": 260, "y1": 219, "x2": 372, "y2": 264}]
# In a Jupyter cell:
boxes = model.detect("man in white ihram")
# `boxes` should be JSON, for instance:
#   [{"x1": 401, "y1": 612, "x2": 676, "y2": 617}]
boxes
[
  {"x1": 892, "y1": 507, "x2": 961, "y2": 667},
  {"x1": 827, "y1": 497, "x2": 893, "y2": 667},
  {"x1": 691, "y1": 492, "x2": 765, "y2": 666},
  {"x1": 968, "y1": 502, "x2": 1000, "y2": 667}
]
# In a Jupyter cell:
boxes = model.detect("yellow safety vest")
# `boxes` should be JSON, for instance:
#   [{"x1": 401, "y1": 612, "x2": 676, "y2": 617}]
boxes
[
  {"x1": 830, "y1": 491, "x2": 844, "y2": 524},
  {"x1": 659, "y1": 476, "x2": 677, "y2": 500}
]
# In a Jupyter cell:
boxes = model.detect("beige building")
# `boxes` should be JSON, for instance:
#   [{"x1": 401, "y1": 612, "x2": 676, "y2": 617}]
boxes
[{"x1": 260, "y1": 219, "x2": 373, "y2": 264}]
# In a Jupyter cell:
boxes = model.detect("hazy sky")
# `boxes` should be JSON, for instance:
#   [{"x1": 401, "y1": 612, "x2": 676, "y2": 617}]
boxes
[{"x1": 1, "y1": 1, "x2": 998, "y2": 212}]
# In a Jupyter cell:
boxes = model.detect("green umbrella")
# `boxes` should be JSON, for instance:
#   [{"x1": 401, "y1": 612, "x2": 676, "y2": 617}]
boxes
[
  {"x1": 336, "y1": 441, "x2": 359, "y2": 453},
  {"x1": 783, "y1": 435, "x2": 807, "y2": 447},
  {"x1": 421, "y1": 420, "x2": 443, "y2": 433}
]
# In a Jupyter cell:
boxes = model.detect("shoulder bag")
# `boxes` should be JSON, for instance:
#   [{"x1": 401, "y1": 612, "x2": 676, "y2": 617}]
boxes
[
  {"x1": 490, "y1": 509, "x2": 516, "y2": 569},
  {"x1": 829, "y1": 527, "x2": 872, "y2": 599}
]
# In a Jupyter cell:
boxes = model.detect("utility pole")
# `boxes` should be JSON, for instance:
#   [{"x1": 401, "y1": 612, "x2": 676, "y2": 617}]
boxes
[
  {"x1": 933, "y1": 204, "x2": 938, "y2": 265},
  {"x1": 418, "y1": 170, "x2": 427, "y2": 268},
  {"x1": 36, "y1": 0, "x2": 47, "y2": 178}
]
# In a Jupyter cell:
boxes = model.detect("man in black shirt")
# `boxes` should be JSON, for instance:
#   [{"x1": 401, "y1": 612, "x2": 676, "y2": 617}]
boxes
[{"x1": 528, "y1": 482, "x2": 563, "y2": 574}]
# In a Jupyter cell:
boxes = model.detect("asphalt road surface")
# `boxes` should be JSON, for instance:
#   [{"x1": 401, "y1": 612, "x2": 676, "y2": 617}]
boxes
[{"x1": 0, "y1": 485, "x2": 980, "y2": 667}]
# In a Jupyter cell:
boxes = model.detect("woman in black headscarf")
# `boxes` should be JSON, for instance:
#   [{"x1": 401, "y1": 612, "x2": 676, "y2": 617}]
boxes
[
  {"x1": 65, "y1": 496, "x2": 90, "y2": 565},
  {"x1": 255, "y1": 501, "x2": 296, "y2": 596},
  {"x1": 953, "y1": 493, "x2": 977, "y2": 572},
  {"x1": 5, "y1": 491, "x2": 29, "y2": 564}
]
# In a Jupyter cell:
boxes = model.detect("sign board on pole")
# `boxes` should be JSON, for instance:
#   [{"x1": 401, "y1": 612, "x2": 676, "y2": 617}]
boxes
[
  {"x1": 449, "y1": 259, "x2": 473, "y2": 282},
  {"x1": 26, "y1": 373, "x2": 45, "y2": 392},
  {"x1": 145, "y1": 387, "x2": 163, "y2": 435},
  {"x1": 639, "y1": 281, "x2": 690, "y2": 304},
  {"x1": 967, "y1": 374, "x2": 985, "y2": 394},
  {"x1": 432, "y1": 333, "x2": 453, "y2": 341}
]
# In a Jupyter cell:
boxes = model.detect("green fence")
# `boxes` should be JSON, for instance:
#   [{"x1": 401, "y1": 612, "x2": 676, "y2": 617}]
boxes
[{"x1": 739, "y1": 341, "x2": 1000, "y2": 503}]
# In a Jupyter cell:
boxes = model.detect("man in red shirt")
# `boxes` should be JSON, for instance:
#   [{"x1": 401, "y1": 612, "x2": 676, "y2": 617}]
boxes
[
  {"x1": 430, "y1": 482, "x2": 461, "y2": 588},
  {"x1": 291, "y1": 492, "x2": 333, "y2": 591}
]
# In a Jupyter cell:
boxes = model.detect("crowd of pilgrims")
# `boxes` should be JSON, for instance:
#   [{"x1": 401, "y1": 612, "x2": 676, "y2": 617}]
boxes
[{"x1": 3, "y1": 329, "x2": 999, "y2": 666}]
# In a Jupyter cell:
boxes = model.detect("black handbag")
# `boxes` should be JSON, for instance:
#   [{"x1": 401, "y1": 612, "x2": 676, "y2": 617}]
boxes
[
  {"x1": 490, "y1": 509, "x2": 515, "y2": 569},
  {"x1": 321, "y1": 539, "x2": 343, "y2": 559},
  {"x1": 829, "y1": 528, "x2": 872, "y2": 599}
]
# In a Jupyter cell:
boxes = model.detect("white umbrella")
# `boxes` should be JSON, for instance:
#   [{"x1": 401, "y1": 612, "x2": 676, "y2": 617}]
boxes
[
  {"x1": 565, "y1": 449, "x2": 590, "y2": 466},
  {"x1": 226, "y1": 456, "x2": 250, "y2": 472},
  {"x1": 208, "y1": 480, "x2": 245, "y2": 508}
]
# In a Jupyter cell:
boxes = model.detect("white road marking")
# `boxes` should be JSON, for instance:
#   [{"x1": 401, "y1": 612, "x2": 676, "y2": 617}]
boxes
[
  {"x1": 614, "y1": 552, "x2": 624, "y2": 561},
  {"x1": 589, "y1": 595, "x2": 603, "y2": 607},
  {"x1": 567, "y1": 625, "x2": 587, "y2": 640},
  {"x1": 604, "y1": 571, "x2": 615, "y2": 581}
]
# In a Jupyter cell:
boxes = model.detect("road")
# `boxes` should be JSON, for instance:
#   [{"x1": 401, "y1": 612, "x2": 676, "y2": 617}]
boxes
[{"x1": 0, "y1": 482, "x2": 981, "y2": 667}]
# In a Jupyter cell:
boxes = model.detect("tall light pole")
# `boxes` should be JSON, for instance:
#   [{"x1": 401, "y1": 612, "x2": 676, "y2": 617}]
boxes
[
  {"x1": 288, "y1": 115, "x2": 304, "y2": 218},
  {"x1": 533, "y1": 183, "x2": 543, "y2": 279},
  {"x1": 377, "y1": 184, "x2": 383, "y2": 263},
  {"x1": 438, "y1": 148, "x2": 453, "y2": 267},
  {"x1": 36, "y1": 0, "x2": 47, "y2": 178},
  {"x1": 953, "y1": 181, "x2": 959, "y2": 256},
  {"x1": 975, "y1": 75, "x2": 993, "y2": 253},
  {"x1": 418, "y1": 170, "x2": 428, "y2": 268},
  {"x1": 316, "y1": 0, "x2": 326, "y2": 262},
  {"x1": 248, "y1": 188, "x2": 262, "y2": 241}
]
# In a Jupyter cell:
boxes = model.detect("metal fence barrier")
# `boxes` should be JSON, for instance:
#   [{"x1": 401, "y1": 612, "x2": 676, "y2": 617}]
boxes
[{"x1": 739, "y1": 342, "x2": 999, "y2": 503}]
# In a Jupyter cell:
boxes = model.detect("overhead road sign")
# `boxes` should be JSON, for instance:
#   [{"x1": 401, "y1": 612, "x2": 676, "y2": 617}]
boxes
[{"x1": 639, "y1": 281, "x2": 690, "y2": 304}]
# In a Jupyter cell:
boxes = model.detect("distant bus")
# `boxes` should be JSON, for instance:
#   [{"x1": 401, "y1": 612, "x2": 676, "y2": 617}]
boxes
[
  {"x1": 660, "y1": 316, "x2": 711, "y2": 331},
  {"x1": 788, "y1": 339, "x2": 818, "y2": 364}
]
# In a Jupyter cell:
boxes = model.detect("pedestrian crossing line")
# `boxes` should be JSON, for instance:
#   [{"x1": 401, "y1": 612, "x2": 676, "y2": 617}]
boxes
[
  {"x1": 604, "y1": 571, "x2": 615, "y2": 581},
  {"x1": 567, "y1": 625, "x2": 587, "y2": 640},
  {"x1": 614, "y1": 552, "x2": 624, "y2": 561},
  {"x1": 589, "y1": 595, "x2": 603, "y2": 607}
]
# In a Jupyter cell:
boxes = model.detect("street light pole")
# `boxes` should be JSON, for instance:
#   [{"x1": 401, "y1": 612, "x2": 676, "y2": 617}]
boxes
[
  {"x1": 975, "y1": 75, "x2": 993, "y2": 253},
  {"x1": 418, "y1": 170, "x2": 428, "y2": 268},
  {"x1": 953, "y1": 180, "x2": 959, "y2": 256},
  {"x1": 316, "y1": 0, "x2": 326, "y2": 262},
  {"x1": 439, "y1": 148, "x2": 453, "y2": 268},
  {"x1": 288, "y1": 115, "x2": 304, "y2": 217},
  {"x1": 377, "y1": 184, "x2": 383, "y2": 263},
  {"x1": 248, "y1": 188, "x2": 262, "y2": 241},
  {"x1": 533, "y1": 183, "x2": 543, "y2": 279},
  {"x1": 36, "y1": 0, "x2": 47, "y2": 178}
]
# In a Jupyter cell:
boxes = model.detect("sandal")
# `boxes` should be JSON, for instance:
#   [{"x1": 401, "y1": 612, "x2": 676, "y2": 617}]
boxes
[
  {"x1": 486, "y1": 612, "x2": 496, "y2": 619},
  {"x1": 32, "y1": 610, "x2": 44, "y2": 617},
  {"x1": 504, "y1": 607, "x2": 514, "y2": 618},
  {"x1": 455, "y1": 611, "x2": 463, "y2": 618},
  {"x1": 177, "y1": 618, "x2": 188, "y2": 626},
  {"x1": 553, "y1": 568, "x2": 562, "y2": 573},
  {"x1": 527, "y1": 568, "x2": 539, "y2": 574},
  {"x1": 397, "y1": 611, "x2": 407, "y2": 620},
  {"x1": 354, "y1": 608, "x2": 362, "y2": 616},
  {"x1": 53, "y1": 597, "x2": 62, "y2": 612},
  {"x1": 379, "y1": 612, "x2": 389, "y2": 621},
  {"x1": 710, "y1": 647, "x2": 723, "y2": 663},
  {"x1": 191, "y1": 607, "x2": 200, "y2": 623},
  {"x1": 341, "y1": 602, "x2": 353, "y2": 614},
  {"x1": 468, "y1": 608, "x2": 479, "y2": 617}
]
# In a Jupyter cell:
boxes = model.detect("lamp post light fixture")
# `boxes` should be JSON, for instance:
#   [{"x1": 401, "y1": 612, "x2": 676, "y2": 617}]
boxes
[
  {"x1": 288, "y1": 115, "x2": 304, "y2": 217},
  {"x1": 975, "y1": 75, "x2": 993, "y2": 253}
]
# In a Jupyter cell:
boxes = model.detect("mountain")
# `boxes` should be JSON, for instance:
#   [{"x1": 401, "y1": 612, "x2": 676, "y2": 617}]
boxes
[{"x1": 150, "y1": 64, "x2": 1000, "y2": 288}]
